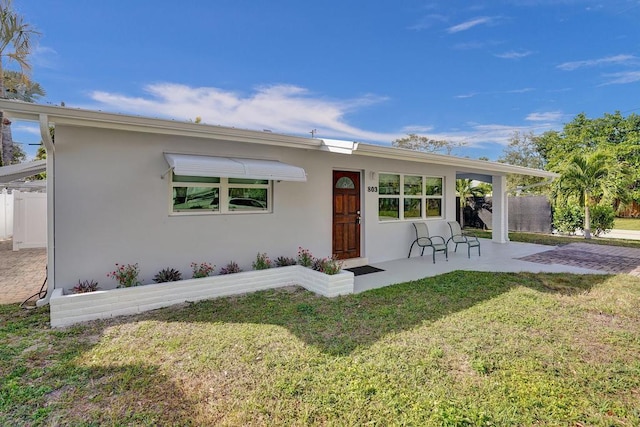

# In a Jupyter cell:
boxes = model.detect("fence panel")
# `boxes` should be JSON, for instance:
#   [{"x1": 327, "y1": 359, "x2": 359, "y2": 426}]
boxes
[
  {"x1": 0, "y1": 189, "x2": 14, "y2": 239},
  {"x1": 509, "y1": 196, "x2": 552, "y2": 233},
  {"x1": 13, "y1": 191, "x2": 47, "y2": 250}
]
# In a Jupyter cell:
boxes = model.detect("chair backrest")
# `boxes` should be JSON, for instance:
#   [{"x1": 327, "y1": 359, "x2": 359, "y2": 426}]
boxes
[
  {"x1": 448, "y1": 221, "x2": 462, "y2": 237},
  {"x1": 413, "y1": 222, "x2": 430, "y2": 239}
]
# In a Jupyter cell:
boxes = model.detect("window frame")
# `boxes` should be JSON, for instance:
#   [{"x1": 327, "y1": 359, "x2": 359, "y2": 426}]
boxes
[
  {"x1": 377, "y1": 172, "x2": 445, "y2": 222},
  {"x1": 170, "y1": 173, "x2": 272, "y2": 215}
]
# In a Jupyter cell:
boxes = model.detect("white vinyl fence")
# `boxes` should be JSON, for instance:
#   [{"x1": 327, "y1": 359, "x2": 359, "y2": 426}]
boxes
[
  {"x1": 0, "y1": 189, "x2": 47, "y2": 250},
  {"x1": 0, "y1": 189, "x2": 14, "y2": 239}
]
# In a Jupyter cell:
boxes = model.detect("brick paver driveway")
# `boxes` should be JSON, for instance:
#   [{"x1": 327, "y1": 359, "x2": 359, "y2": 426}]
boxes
[
  {"x1": 517, "y1": 242, "x2": 640, "y2": 276},
  {"x1": 0, "y1": 239, "x2": 47, "y2": 305}
]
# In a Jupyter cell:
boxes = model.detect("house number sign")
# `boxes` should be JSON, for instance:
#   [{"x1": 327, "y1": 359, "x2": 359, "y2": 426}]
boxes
[{"x1": 367, "y1": 186, "x2": 378, "y2": 193}]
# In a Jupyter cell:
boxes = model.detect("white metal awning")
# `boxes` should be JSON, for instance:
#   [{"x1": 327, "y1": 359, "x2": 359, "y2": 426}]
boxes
[
  {"x1": 0, "y1": 159, "x2": 46, "y2": 182},
  {"x1": 164, "y1": 153, "x2": 307, "y2": 182}
]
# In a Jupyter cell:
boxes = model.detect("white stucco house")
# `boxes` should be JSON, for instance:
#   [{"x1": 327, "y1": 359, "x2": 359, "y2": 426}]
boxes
[{"x1": 0, "y1": 100, "x2": 556, "y2": 323}]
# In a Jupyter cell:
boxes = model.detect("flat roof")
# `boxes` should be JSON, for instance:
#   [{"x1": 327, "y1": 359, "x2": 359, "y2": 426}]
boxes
[{"x1": 0, "y1": 99, "x2": 557, "y2": 179}]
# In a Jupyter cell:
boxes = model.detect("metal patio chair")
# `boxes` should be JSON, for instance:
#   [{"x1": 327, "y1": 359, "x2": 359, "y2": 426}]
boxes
[
  {"x1": 408, "y1": 222, "x2": 448, "y2": 263},
  {"x1": 447, "y1": 221, "x2": 481, "y2": 258}
]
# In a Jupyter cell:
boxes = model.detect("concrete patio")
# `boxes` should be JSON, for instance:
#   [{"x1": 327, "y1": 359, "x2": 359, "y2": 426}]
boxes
[
  {"x1": 354, "y1": 239, "x2": 609, "y2": 293},
  {"x1": 4, "y1": 236, "x2": 640, "y2": 307}
]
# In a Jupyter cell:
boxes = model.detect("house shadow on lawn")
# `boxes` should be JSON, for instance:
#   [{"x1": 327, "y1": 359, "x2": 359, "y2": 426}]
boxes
[
  {"x1": 0, "y1": 305, "x2": 199, "y2": 427},
  {"x1": 155, "y1": 270, "x2": 609, "y2": 356}
]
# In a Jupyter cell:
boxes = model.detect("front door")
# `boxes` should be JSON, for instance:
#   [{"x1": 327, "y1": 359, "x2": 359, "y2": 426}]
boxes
[{"x1": 332, "y1": 170, "x2": 361, "y2": 260}]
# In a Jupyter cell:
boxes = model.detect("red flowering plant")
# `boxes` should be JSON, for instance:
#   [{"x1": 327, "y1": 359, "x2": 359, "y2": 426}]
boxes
[
  {"x1": 191, "y1": 262, "x2": 215, "y2": 279},
  {"x1": 252, "y1": 252, "x2": 272, "y2": 270},
  {"x1": 297, "y1": 247, "x2": 314, "y2": 267},
  {"x1": 312, "y1": 256, "x2": 343, "y2": 275},
  {"x1": 107, "y1": 263, "x2": 142, "y2": 288}
]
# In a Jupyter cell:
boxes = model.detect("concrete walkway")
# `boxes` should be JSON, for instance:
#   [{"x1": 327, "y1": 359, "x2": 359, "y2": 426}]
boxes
[{"x1": 0, "y1": 239, "x2": 47, "y2": 305}]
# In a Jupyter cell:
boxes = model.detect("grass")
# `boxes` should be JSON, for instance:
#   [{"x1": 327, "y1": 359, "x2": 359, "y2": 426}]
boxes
[
  {"x1": 471, "y1": 229, "x2": 640, "y2": 248},
  {"x1": 614, "y1": 217, "x2": 640, "y2": 231},
  {"x1": 2, "y1": 271, "x2": 640, "y2": 426}
]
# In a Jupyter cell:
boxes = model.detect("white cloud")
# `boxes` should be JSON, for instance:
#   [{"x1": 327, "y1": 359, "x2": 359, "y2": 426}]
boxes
[
  {"x1": 78, "y1": 82, "x2": 562, "y2": 154},
  {"x1": 408, "y1": 14, "x2": 448, "y2": 31},
  {"x1": 601, "y1": 70, "x2": 640, "y2": 85},
  {"x1": 84, "y1": 83, "x2": 400, "y2": 143},
  {"x1": 494, "y1": 50, "x2": 533, "y2": 59},
  {"x1": 31, "y1": 45, "x2": 59, "y2": 69},
  {"x1": 12, "y1": 123, "x2": 42, "y2": 135},
  {"x1": 447, "y1": 17, "x2": 494, "y2": 33},
  {"x1": 454, "y1": 87, "x2": 534, "y2": 98},
  {"x1": 557, "y1": 54, "x2": 636, "y2": 71},
  {"x1": 400, "y1": 125, "x2": 435, "y2": 133},
  {"x1": 525, "y1": 111, "x2": 563, "y2": 122}
]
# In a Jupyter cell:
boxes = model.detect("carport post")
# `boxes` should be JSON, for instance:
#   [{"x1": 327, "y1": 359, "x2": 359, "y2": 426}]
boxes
[{"x1": 491, "y1": 175, "x2": 509, "y2": 243}]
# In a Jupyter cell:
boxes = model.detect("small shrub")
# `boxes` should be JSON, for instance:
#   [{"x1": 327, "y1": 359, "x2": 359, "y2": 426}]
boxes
[
  {"x1": 590, "y1": 204, "x2": 615, "y2": 236},
  {"x1": 153, "y1": 267, "x2": 182, "y2": 283},
  {"x1": 191, "y1": 262, "x2": 215, "y2": 278},
  {"x1": 312, "y1": 257, "x2": 343, "y2": 275},
  {"x1": 73, "y1": 280, "x2": 100, "y2": 293},
  {"x1": 252, "y1": 252, "x2": 272, "y2": 270},
  {"x1": 553, "y1": 204, "x2": 583, "y2": 234},
  {"x1": 275, "y1": 256, "x2": 297, "y2": 267},
  {"x1": 107, "y1": 263, "x2": 142, "y2": 288},
  {"x1": 220, "y1": 261, "x2": 242, "y2": 275},
  {"x1": 297, "y1": 247, "x2": 314, "y2": 267}
]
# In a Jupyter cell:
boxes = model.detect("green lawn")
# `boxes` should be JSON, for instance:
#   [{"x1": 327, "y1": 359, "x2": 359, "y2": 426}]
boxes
[
  {"x1": 2, "y1": 272, "x2": 640, "y2": 426},
  {"x1": 614, "y1": 217, "x2": 640, "y2": 231},
  {"x1": 472, "y1": 230, "x2": 640, "y2": 248}
]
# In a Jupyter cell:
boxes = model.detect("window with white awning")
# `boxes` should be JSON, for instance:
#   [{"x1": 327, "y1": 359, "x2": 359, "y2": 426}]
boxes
[{"x1": 164, "y1": 154, "x2": 306, "y2": 215}]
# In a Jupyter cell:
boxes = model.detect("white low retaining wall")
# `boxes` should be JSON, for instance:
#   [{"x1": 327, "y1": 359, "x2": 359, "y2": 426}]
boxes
[{"x1": 50, "y1": 265, "x2": 354, "y2": 327}]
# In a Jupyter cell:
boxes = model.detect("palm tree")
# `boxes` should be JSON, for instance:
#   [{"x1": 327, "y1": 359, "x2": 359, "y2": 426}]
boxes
[
  {"x1": 556, "y1": 153, "x2": 610, "y2": 239},
  {"x1": 3, "y1": 69, "x2": 44, "y2": 101},
  {"x1": 0, "y1": 0, "x2": 39, "y2": 166},
  {"x1": 456, "y1": 179, "x2": 486, "y2": 227}
]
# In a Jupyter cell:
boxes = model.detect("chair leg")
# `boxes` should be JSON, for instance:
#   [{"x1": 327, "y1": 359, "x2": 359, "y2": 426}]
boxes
[
  {"x1": 467, "y1": 244, "x2": 471, "y2": 258},
  {"x1": 408, "y1": 241, "x2": 416, "y2": 258},
  {"x1": 454, "y1": 243, "x2": 459, "y2": 253},
  {"x1": 432, "y1": 248, "x2": 436, "y2": 264}
]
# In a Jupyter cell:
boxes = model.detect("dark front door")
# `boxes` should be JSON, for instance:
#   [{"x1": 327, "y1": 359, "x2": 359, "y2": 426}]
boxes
[{"x1": 332, "y1": 170, "x2": 361, "y2": 260}]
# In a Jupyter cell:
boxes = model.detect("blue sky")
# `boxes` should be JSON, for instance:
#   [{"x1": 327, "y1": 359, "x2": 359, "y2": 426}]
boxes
[{"x1": 12, "y1": 0, "x2": 640, "y2": 160}]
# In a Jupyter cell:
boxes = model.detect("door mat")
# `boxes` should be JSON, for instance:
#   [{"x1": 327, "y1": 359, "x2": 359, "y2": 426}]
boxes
[{"x1": 345, "y1": 265, "x2": 385, "y2": 276}]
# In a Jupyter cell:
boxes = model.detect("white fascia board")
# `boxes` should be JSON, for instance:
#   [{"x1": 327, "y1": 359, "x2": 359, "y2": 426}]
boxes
[
  {"x1": 0, "y1": 100, "x2": 557, "y2": 178},
  {"x1": 353, "y1": 143, "x2": 558, "y2": 178},
  {"x1": 0, "y1": 100, "x2": 322, "y2": 150}
]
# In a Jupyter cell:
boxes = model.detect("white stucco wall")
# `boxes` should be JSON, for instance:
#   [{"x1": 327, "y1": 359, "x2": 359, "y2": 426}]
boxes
[{"x1": 53, "y1": 125, "x2": 460, "y2": 291}]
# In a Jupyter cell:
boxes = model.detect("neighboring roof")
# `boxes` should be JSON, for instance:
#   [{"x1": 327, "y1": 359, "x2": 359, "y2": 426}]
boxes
[
  {"x1": 0, "y1": 159, "x2": 46, "y2": 183},
  {"x1": 0, "y1": 100, "x2": 557, "y2": 180}
]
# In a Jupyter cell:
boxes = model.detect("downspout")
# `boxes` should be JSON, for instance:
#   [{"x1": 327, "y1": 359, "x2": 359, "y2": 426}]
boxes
[{"x1": 36, "y1": 114, "x2": 54, "y2": 307}]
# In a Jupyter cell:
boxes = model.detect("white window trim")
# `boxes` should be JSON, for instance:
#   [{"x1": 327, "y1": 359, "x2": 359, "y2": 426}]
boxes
[
  {"x1": 378, "y1": 172, "x2": 445, "y2": 222},
  {"x1": 169, "y1": 174, "x2": 272, "y2": 216}
]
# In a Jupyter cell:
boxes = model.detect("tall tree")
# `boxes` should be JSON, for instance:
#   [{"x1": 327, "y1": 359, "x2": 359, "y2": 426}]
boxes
[
  {"x1": 498, "y1": 131, "x2": 548, "y2": 194},
  {"x1": 0, "y1": 0, "x2": 39, "y2": 166},
  {"x1": 392, "y1": 133, "x2": 466, "y2": 155},
  {"x1": 536, "y1": 111, "x2": 640, "y2": 209},
  {"x1": 555, "y1": 153, "x2": 611, "y2": 239}
]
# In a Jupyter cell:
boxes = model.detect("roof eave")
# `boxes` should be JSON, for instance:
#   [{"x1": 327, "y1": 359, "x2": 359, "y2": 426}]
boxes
[
  {"x1": 353, "y1": 143, "x2": 558, "y2": 178},
  {"x1": 0, "y1": 100, "x2": 322, "y2": 150}
]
